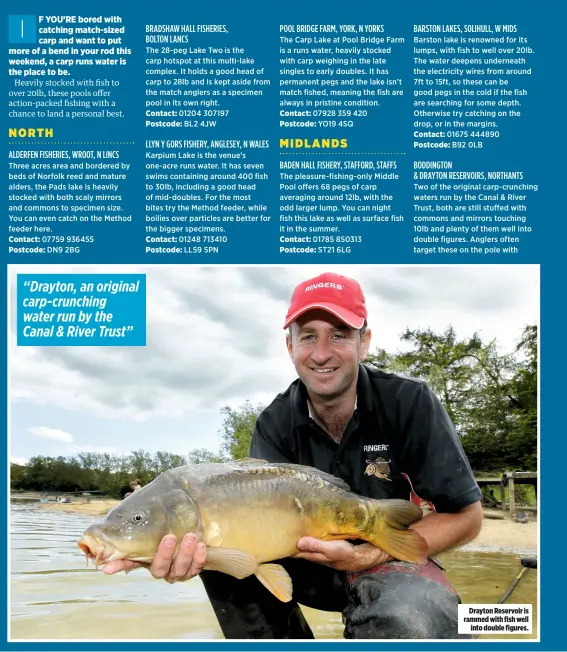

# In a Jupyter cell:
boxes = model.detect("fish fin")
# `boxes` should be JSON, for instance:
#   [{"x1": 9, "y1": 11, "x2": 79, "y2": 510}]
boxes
[
  {"x1": 255, "y1": 563, "x2": 293, "y2": 602},
  {"x1": 375, "y1": 498, "x2": 424, "y2": 529},
  {"x1": 204, "y1": 547, "x2": 257, "y2": 579},
  {"x1": 370, "y1": 526, "x2": 428, "y2": 564},
  {"x1": 233, "y1": 460, "x2": 351, "y2": 492}
]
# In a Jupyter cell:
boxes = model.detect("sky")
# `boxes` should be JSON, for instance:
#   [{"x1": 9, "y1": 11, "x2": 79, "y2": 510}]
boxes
[{"x1": 8, "y1": 264, "x2": 539, "y2": 465}]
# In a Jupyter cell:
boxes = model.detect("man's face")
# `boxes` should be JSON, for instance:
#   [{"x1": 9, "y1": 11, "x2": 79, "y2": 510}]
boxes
[{"x1": 286, "y1": 310, "x2": 371, "y2": 401}]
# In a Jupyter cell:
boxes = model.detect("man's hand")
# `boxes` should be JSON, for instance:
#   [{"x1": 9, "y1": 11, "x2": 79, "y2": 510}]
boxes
[
  {"x1": 292, "y1": 537, "x2": 393, "y2": 572},
  {"x1": 103, "y1": 533, "x2": 207, "y2": 583}
]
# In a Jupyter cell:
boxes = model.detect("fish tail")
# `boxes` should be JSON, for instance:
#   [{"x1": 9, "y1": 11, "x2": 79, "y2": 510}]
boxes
[{"x1": 361, "y1": 498, "x2": 428, "y2": 564}]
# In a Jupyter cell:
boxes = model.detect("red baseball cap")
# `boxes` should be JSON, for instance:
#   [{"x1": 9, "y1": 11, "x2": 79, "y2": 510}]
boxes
[{"x1": 283, "y1": 273, "x2": 367, "y2": 329}]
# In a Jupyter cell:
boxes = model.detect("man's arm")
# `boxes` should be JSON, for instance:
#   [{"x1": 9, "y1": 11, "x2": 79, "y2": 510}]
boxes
[
  {"x1": 410, "y1": 501, "x2": 483, "y2": 556},
  {"x1": 292, "y1": 501, "x2": 483, "y2": 572}
]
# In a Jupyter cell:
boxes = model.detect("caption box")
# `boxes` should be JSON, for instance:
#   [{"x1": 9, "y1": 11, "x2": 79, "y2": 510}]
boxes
[
  {"x1": 458, "y1": 603, "x2": 532, "y2": 635},
  {"x1": 16, "y1": 273, "x2": 146, "y2": 346}
]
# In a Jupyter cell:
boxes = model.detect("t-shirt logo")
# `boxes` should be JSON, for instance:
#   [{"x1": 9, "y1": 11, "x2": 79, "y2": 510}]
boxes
[{"x1": 364, "y1": 457, "x2": 392, "y2": 481}]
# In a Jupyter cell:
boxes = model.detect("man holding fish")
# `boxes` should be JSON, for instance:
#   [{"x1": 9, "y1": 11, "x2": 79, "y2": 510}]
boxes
[{"x1": 102, "y1": 272, "x2": 483, "y2": 639}]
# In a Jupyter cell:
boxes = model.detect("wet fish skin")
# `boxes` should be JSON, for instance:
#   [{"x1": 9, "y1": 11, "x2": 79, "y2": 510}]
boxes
[{"x1": 78, "y1": 460, "x2": 427, "y2": 602}]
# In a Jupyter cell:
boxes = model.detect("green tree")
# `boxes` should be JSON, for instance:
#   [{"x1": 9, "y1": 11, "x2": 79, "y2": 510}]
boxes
[
  {"x1": 128, "y1": 449, "x2": 154, "y2": 483},
  {"x1": 186, "y1": 448, "x2": 224, "y2": 464},
  {"x1": 10, "y1": 463, "x2": 27, "y2": 490},
  {"x1": 504, "y1": 325, "x2": 537, "y2": 470},
  {"x1": 367, "y1": 325, "x2": 536, "y2": 473},
  {"x1": 219, "y1": 400, "x2": 264, "y2": 460},
  {"x1": 153, "y1": 450, "x2": 187, "y2": 473},
  {"x1": 365, "y1": 347, "x2": 393, "y2": 371},
  {"x1": 369, "y1": 326, "x2": 510, "y2": 426}
]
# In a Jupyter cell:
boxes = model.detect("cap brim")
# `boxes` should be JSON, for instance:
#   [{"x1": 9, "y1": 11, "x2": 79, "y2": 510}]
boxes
[{"x1": 283, "y1": 303, "x2": 365, "y2": 330}]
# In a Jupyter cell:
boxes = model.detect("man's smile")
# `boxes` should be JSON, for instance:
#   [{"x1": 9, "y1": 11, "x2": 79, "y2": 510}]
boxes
[{"x1": 310, "y1": 367, "x2": 338, "y2": 374}]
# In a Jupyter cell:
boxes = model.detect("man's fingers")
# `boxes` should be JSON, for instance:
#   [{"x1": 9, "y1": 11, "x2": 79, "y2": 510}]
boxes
[
  {"x1": 150, "y1": 534, "x2": 177, "y2": 579},
  {"x1": 103, "y1": 533, "x2": 205, "y2": 584},
  {"x1": 168, "y1": 534, "x2": 197, "y2": 581},
  {"x1": 103, "y1": 559, "x2": 141, "y2": 575},
  {"x1": 187, "y1": 541, "x2": 207, "y2": 578},
  {"x1": 296, "y1": 537, "x2": 328, "y2": 554}
]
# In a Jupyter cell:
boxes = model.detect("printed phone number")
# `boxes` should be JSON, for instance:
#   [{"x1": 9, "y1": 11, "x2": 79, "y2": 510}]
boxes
[{"x1": 39, "y1": 236, "x2": 95, "y2": 243}]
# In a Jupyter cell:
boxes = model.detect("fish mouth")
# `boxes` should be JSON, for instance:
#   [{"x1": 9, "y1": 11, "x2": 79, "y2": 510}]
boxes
[{"x1": 77, "y1": 532, "x2": 122, "y2": 568}]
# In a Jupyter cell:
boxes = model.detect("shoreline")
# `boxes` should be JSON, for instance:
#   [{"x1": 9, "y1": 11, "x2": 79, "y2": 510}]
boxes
[
  {"x1": 36, "y1": 500, "x2": 537, "y2": 554},
  {"x1": 464, "y1": 516, "x2": 537, "y2": 554},
  {"x1": 37, "y1": 499, "x2": 121, "y2": 516}
]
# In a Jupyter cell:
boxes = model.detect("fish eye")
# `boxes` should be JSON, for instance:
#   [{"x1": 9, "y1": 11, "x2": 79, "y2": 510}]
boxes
[{"x1": 132, "y1": 511, "x2": 145, "y2": 524}]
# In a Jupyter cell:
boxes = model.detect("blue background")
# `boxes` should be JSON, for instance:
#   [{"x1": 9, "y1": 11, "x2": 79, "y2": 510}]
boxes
[
  {"x1": 3, "y1": 0, "x2": 561, "y2": 649},
  {"x1": 5, "y1": 0, "x2": 551, "y2": 264},
  {"x1": 16, "y1": 273, "x2": 146, "y2": 345},
  {"x1": 8, "y1": 16, "x2": 36, "y2": 44}
]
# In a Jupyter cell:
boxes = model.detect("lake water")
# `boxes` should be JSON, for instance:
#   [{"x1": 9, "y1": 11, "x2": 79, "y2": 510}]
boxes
[{"x1": 10, "y1": 504, "x2": 537, "y2": 640}]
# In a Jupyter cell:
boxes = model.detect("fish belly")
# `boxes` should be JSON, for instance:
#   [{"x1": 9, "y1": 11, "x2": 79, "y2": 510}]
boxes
[
  {"x1": 201, "y1": 503, "x2": 305, "y2": 563},
  {"x1": 196, "y1": 475, "x2": 316, "y2": 563}
]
